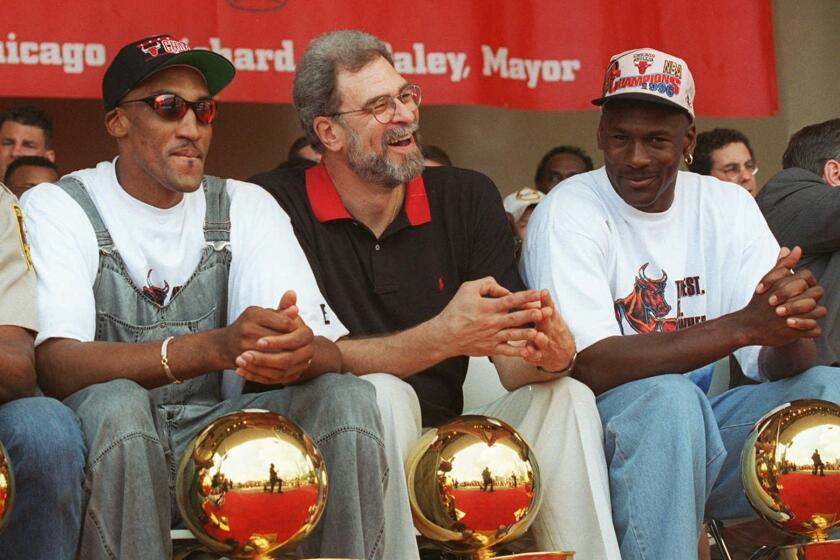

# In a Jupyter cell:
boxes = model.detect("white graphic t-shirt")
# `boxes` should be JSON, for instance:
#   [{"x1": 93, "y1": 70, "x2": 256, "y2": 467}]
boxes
[
  {"x1": 22, "y1": 159, "x2": 348, "y2": 397},
  {"x1": 522, "y1": 168, "x2": 779, "y2": 381}
]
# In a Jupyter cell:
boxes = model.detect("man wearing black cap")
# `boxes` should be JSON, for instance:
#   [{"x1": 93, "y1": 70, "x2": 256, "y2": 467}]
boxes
[
  {"x1": 21, "y1": 35, "x2": 388, "y2": 560},
  {"x1": 523, "y1": 48, "x2": 840, "y2": 557}
]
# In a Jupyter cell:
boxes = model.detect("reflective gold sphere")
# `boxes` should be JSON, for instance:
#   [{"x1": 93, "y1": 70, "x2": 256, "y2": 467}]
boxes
[
  {"x1": 0, "y1": 440, "x2": 13, "y2": 531},
  {"x1": 741, "y1": 399, "x2": 840, "y2": 543},
  {"x1": 176, "y1": 409, "x2": 327, "y2": 559},
  {"x1": 406, "y1": 415, "x2": 544, "y2": 558}
]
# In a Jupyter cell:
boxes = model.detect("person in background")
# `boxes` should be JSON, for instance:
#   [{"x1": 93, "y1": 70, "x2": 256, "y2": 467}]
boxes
[
  {"x1": 288, "y1": 135, "x2": 321, "y2": 163},
  {"x1": 0, "y1": 106, "x2": 56, "y2": 181},
  {"x1": 421, "y1": 144, "x2": 452, "y2": 167},
  {"x1": 534, "y1": 145, "x2": 593, "y2": 193},
  {"x1": 689, "y1": 127, "x2": 759, "y2": 196},
  {"x1": 757, "y1": 118, "x2": 840, "y2": 366},
  {"x1": 4, "y1": 156, "x2": 59, "y2": 198},
  {"x1": 503, "y1": 187, "x2": 545, "y2": 263}
]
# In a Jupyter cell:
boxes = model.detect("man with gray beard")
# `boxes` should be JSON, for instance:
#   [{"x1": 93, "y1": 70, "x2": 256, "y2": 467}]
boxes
[{"x1": 251, "y1": 30, "x2": 619, "y2": 560}]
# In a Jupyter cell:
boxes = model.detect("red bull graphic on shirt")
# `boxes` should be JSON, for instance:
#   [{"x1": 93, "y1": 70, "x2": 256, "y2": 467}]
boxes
[{"x1": 614, "y1": 263, "x2": 707, "y2": 334}]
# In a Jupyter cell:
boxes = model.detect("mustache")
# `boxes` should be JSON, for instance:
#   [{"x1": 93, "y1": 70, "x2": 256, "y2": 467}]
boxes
[
  {"x1": 169, "y1": 141, "x2": 203, "y2": 156},
  {"x1": 382, "y1": 123, "x2": 419, "y2": 144}
]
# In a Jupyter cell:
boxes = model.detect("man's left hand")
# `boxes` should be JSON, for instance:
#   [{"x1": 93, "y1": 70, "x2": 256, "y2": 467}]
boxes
[
  {"x1": 519, "y1": 290, "x2": 576, "y2": 373},
  {"x1": 234, "y1": 290, "x2": 316, "y2": 385}
]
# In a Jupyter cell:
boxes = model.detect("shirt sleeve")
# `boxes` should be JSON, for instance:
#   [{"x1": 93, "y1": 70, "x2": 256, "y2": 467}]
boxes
[
  {"x1": 729, "y1": 195, "x2": 781, "y2": 381},
  {"x1": 21, "y1": 184, "x2": 100, "y2": 345},
  {"x1": 226, "y1": 180, "x2": 348, "y2": 341},
  {"x1": 522, "y1": 192, "x2": 622, "y2": 352},
  {"x1": 0, "y1": 189, "x2": 38, "y2": 331}
]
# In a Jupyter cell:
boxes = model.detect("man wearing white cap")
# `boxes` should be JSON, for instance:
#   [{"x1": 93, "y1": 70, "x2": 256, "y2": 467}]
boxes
[
  {"x1": 503, "y1": 187, "x2": 544, "y2": 262},
  {"x1": 523, "y1": 47, "x2": 840, "y2": 558},
  {"x1": 504, "y1": 187, "x2": 545, "y2": 241}
]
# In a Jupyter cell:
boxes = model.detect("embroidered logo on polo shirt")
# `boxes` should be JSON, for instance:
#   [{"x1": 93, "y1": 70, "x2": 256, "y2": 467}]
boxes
[
  {"x1": 437, "y1": 276, "x2": 445, "y2": 291},
  {"x1": 320, "y1": 303, "x2": 331, "y2": 325}
]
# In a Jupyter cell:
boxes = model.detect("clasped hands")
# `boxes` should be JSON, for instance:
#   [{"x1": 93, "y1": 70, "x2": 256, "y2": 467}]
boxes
[
  {"x1": 437, "y1": 276, "x2": 575, "y2": 373},
  {"x1": 742, "y1": 246, "x2": 826, "y2": 346},
  {"x1": 223, "y1": 290, "x2": 315, "y2": 385}
]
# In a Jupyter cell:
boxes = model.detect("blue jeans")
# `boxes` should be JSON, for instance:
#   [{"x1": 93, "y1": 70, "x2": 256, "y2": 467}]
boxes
[
  {"x1": 64, "y1": 373, "x2": 387, "y2": 560},
  {"x1": 0, "y1": 397, "x2": 86, "y2": 560},
  {"x1": 597, "y1": 366, "x2": 840, "y2": 559}
]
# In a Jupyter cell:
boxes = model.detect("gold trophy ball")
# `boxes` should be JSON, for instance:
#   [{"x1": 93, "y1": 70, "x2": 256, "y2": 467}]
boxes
[
  {"x1": 741, "y1": 399, "x2": 840, "y2": 559},
  {"x1": 0, "y1": 440, "x2": 13, "y2": 531},
  {"x1": 176, "y1": 409, "x2": 327, "y2": 559},
  {"x1": 406, "y1": 415, "x2": 561, "y2": 559}
]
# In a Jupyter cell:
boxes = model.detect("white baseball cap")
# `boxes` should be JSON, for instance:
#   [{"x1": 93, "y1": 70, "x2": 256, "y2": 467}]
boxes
[
  {"x1": 592, "y1": 47, "x2": 695, "y2": 119},
  {"x1": 503, "y1": 188, "x2": 545, "y2": 222}
]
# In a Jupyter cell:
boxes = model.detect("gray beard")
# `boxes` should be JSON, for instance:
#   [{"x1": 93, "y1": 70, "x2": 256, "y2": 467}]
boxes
[{"x1": 344, "y1": 123, "x2": 425, "y2": 188}]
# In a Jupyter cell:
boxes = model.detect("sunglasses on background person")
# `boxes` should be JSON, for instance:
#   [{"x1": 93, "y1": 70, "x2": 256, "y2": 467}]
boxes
[{"x1": 118, "y1": 93, "x2": 217, "y2": 125}]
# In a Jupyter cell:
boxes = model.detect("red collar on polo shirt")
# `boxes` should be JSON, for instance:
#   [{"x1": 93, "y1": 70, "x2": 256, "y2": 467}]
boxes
[{"x1": 305, "y1": 162, "x2": 431, "y2": 226}]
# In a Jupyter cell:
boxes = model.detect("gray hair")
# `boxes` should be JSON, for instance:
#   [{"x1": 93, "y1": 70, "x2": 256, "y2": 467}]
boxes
[
  {"x1": 293, "y1": 30, "x2": 394, "y2": 152},
  {"x1": 782, "y1": 118, "x2": 840, "y2": 176}
]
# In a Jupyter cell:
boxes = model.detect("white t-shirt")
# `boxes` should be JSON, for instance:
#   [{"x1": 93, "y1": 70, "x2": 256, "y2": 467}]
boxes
[
  {"x1": 22, "y1": 159, "x2": 348, "y2": 397},
  {"x1": 521, "y1": 168, "x2": 779, "y2": 381}
]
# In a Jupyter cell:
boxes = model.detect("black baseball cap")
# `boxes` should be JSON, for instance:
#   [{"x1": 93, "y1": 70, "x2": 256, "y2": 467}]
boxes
[{"x1": 102, "y1": 34, "x2": 235, "y2": 111}]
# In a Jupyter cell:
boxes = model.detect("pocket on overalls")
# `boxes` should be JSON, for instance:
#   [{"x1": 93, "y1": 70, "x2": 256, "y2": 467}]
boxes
[
  {"x1": 96, "y1": 308, "x2": 221, "y2": 405},
  {"x1": 95, "y1": 307, "x2": 218, "y2": 343}
]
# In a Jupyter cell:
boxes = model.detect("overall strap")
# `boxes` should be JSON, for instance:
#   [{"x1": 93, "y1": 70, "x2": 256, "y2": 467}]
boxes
[
  {"x1": 55, "y1": 176, "x2": 114, "y2": 252},
  {"x1": 202, "y1": 175, "x2": 231, "y2": 249}
]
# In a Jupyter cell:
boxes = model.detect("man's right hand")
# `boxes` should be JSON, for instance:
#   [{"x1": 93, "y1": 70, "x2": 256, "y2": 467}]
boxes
[
  {"x1": 737, "y1": 246, "x2": 826, "y2": 346},
  {"x1": 222, "y1": 291, "x2": 315, "y2": 384},
  {"x1": 433, "y1": 276, "x2": 545, "y2": 358}
]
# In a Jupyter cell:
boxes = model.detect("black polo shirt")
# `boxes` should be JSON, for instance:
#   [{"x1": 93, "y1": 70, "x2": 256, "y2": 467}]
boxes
[{"x1": 251, "y1": 163, "x2": 524, "y2": 426}]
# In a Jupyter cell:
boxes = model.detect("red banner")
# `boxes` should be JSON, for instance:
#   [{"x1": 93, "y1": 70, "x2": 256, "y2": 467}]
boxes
[{"x1": 0, "y1": 1, "x2": 777, "y2": 116}]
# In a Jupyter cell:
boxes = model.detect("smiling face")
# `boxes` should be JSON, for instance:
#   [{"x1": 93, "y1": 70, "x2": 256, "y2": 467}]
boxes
[
  {"x1": 333, "y1": 56, "x2": 424, "y2": 187},
  {"x1": 598, "y1": 99, "x2": 696, "y2": 213},
  {"x1": 108, "y1": 66, "x2": 212, "y2": 207},
  {"x1": 710, "y1": 141, "x2": 758, "y2": 195}
]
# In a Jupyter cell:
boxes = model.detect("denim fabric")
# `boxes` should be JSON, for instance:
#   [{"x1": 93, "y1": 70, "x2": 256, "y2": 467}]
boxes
[
  {"x1": 686, "y1": 363, "x2": 716, "y2": 393},
  {"x1": 66, "y1": 374, "x2": 388, "y2": 560},
  {"x1": 597, "y1": 366, "x2": 840, "y2": 559},
  {"x1": 58, "y1": 177, "x2": 387, "y2": 559},
  {"x1": 0, "y1": 397, "x2": 86, "y2": 559}
]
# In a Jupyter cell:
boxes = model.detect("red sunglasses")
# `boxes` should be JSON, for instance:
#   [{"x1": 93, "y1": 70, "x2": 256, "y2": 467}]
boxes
[{"x1": 118, "y1": 93, "x2": 217, "y2": 125}]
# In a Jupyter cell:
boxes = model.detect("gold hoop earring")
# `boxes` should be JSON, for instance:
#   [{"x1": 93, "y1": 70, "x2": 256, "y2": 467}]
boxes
[{"x1": 684, "y1": 153, "x2": 694, "y2": 166}]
